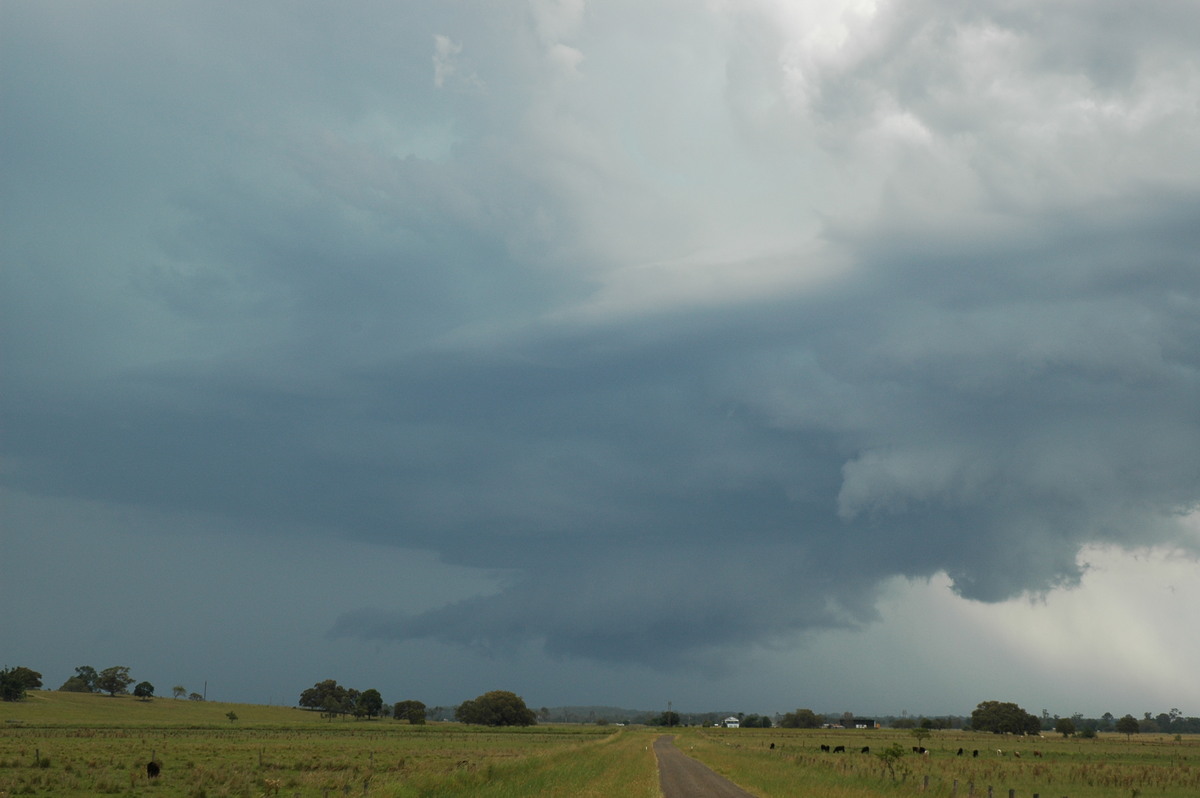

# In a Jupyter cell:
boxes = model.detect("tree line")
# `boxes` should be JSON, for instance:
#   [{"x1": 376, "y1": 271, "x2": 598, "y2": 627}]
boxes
[{"x1": 297, "y1": 680, "x2": 537, "y2": 726}]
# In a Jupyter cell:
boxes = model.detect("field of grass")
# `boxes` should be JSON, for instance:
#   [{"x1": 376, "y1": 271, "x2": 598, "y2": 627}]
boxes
[
  {"x1": 671, "y1": 726, "x2": 1200, "y2": 798},
  {"x1": 5, "y1": 693, "x2": 1198, "y2": 797},
  {"x1": 0, "y1": 692, "x2": 658, "y2": 798}
]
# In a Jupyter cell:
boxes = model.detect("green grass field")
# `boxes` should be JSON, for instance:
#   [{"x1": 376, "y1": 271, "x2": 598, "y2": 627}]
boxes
[
  {"x1": 671, "y1": 726, "x2": 1200, "y2": 798},
  {"x1": 0, "y1": 692, "x2": 658, "y2": 797},
  {"x1": 3, "y1": 693, "x2": 1197, "y2": 797}
]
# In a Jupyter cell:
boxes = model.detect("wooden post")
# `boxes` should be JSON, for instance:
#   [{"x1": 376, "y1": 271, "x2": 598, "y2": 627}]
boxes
[
  {"x1": 953, "y1": 779, "x2": 958, "y2": 796},
  {"x1": 923, "y1": 775, "x2": 930, "y2": 791},
  {"x1": 969, "y1": 781, "x2": 975, "y2": 797},
  {"x1": 1009, "y1": 790, "x2": 1015, "y2": 798},
  {"x1": 988, "y1": 787, "x2": 994, "y2": 798}
]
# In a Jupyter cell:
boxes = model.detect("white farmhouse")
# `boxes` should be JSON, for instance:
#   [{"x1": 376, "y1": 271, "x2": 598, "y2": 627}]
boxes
[{"x1": 723, "y1": 716, "x2": 740, "y2": 728}]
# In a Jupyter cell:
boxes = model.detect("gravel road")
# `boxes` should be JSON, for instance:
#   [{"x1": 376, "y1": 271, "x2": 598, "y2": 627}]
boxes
[{"x1": 654, "y1": 735, "x2": 757, "y2": 798}]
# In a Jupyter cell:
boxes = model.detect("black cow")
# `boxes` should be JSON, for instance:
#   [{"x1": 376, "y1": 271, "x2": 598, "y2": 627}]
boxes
[
  {"x1": 769, "y1": 743, "x2": 775, "y2": 750},
  {"x1": 820, "y1": 744, "x2": 831, "y2": 752},
  {"x1": 146, "y1": 761, "x2": 160, "y2": 779},
  {"x1": 972, "y1": 750, "x2": 979, "y2": 758},
  {"x1": 860, "y1": 746, "x2": 870, "y2": 754},
  {"x1": 957, "y1": 748, "x2": 964, "y2": 756},
  {"x1": 832, "y1": 745, "x2": 846, "y2": 753}
]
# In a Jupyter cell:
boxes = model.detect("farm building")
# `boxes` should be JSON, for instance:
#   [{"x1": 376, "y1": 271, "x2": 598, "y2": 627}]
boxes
[{"x1": 723, "y1": 716, "x2": 740, "y2": 728}]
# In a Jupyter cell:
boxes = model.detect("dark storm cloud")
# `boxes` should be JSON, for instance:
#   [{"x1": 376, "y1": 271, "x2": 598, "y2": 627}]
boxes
[{"x1": 3, "y1": 0, "x2": 1199, "y2": 672}]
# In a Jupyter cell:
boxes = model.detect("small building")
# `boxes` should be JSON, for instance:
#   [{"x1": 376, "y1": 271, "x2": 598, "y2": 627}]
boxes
[
  {"x1": 723, "y1": 716, "x2": 740, "y2": 728},
  {"x1": 853, "y1": 719, "x2": 879, "y2": 729}
]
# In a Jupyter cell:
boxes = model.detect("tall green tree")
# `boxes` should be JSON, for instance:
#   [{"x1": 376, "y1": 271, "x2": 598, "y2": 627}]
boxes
[
  {"x1": 455, "y1": 690, "x2": 537, "y2": 726},
  {"x1": 357, "y1": 688, "x2": 384, "y2": 719},
  {"x1": 133, "y1": 681, "x2": 155, "y2": 701},
  {"x1": 1055, "y1": 718, "x2": 1076, "y2": 737},
  {"x1": 394, "y1": 700, "x2": 427, "y2": 724},
  {"x1": 1115, "y1": 714, "x2": 1140, "y2": 739},
  {"x1": 779, "y1": 708, "x2": 822, "y2": 729},
  {"x1": 95, "y1": 666, "x2": 135, "y2": 697},
  {"x1": 0, "y1": 667, "x2": 43, "y2": 701},
  {"x1": 970, "y1": 700, "x2": 1040, "y2": 735}
]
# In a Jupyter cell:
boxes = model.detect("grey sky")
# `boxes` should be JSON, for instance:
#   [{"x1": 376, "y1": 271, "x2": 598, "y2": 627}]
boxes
[{"x1": 3, "y1": 1, "x2": 1198, "y2": 717}]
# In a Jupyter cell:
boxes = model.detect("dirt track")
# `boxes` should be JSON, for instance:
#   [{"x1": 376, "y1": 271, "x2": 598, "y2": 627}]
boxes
[{"x1": 654, "y1": 735, "x2": 757, "y2": 798}]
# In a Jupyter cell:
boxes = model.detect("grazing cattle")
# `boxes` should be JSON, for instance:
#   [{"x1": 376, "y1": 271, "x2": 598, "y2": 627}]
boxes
[
  {"x1": 1033, "y1": 751, "x2": 1043, "y2": 758},
  {"x1": 860, "y1": 746, "x2": 870, "y2": 754},
  {"x1": 996, "y1": 749, "x2": 1004, "y2": 756},
  {"x1": 146, "y1": 761, "x2": 160, "y2": 779},
  {"x1": 912, "y1": 746, "x2": 920, "y2": 753},
  {"x1": 769, "y1": 743, "x2": 775, "y2": 749},
  {"x1": 972, "y1": 750, "x2": 979, "y2": 757},
  {"x1": 820, "y1": 744, "x2": 831, "y2": 752},
  {"x1": 1013, "y1": 751, "x2": 1021, "y2": 758},
  {"x1": 833, "y1": 745, "x2": 846, "y2": 753},
  {"x1": 957, "y1": 748, "x2": 964, "y2": 756}
]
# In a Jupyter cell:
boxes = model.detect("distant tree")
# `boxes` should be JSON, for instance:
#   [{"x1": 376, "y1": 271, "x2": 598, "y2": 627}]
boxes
[
  {"x1": 911, "y1": 727, "x2": 932, "y2": 747},
  {"x1": 741, "y1": 714, "x2": 772, "y2": 728},
  {"x1": 133, "y1": 682, "x2": 155, "y2": 701},
  {"x1": 1115, "y1": 714, "x2": 1140, "y2": 739},
  {"x1": 188, "y1": 692, "x2": 204, "y2": 701},
  {"x1": 0, "y1": 667, "x2": 43, "y2": 701},
  {"x1": 357, "y1": 689, "x2": 384, "y2": 719},
  {"x1": 172, "y1": 685, "x2": 187, "y2": 700},
  {"x1": 299, "y1": 679, "x2": 350, "y2": 716},
  {"x1": 394, "y1": 700, "x2": 427, "y2": 725},
  {"x1": 58, "y1": 676, "x2": 91, "y2": 692},
  {"x1": 891, "y1": 717, "x2": 916, "y2": 729},
  {"x1": 970, "y1": 701, "x2": 1040, "y2": 735},
  {"x1": 779, "y1": 708, "x2": 822, "y2": 729},
  {"x1": 73, "y1": 666, "x2": 99, "y2": 692},
  {"x1": 455, "y1": 691, "x2": 537, "y2": 726},
  {"x1": 226, "y1": 711, "x2": 238, "y2": 723},
  {"x1": 96, "y1": 666, "x2": 135, "y2": 697},
  {"x1": 651, "y1": 710, "x2": 681, "y2": 727},
  {"x1": 1055, "y1": 718, "x2": 1076, "y2": 738}
]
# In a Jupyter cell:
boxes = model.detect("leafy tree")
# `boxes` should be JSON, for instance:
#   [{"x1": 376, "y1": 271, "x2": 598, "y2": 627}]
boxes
[
  {"x1": 651, "y1": 710, "x2": 681, "y2": 727},
  {"x1": 1115, "y1": 714, "x2": 1139, "y2": 738},
  {"x1": 911, "y1": 727, "x2": 932, "y2": 746},
  {"x1": 133, "y1": 681, "x2": 155, "y2": 701},
  {"x1": 226, "y1": 711, "x2": 238, "y2": 723},
  {"x1": 96, "y1": 666, "x2": 134, "y2": 697},
  {"x1": 172, "y1": 685, "x2": 187, "y2": 700},
  {"x1": 74, "y1": 666, "x2": 99, "y2": 692},
  {"x1": 1055, "y1": 718, "x2": 1076, "y2": 737},
  {"x1": 779, "y1": 708, "x2": 822, "y2": 729},
  {"x1": 0, "y1": 667, "x2": 43, "y2": 701},
  {"x1": 58, "y1": 676, "x2": 91, "y2": 692},
  {"x1": 299, "y1": 679, "x2": 350, "y2": 716},
  {"x1": 876, "y1": 743, "x2": 908, "y2": 780},
  {"x1": 188, "y1": 692, "x2": 204, "y2": 701},
  {"x1": 394, "y1": 700, "x2": 427, "y2": 724},
  {"x1": 357, "y1": 688, "x2": 384, "y2": 719},
  {"x1": 455, "y1": 690, "x2": 537, "y2": 726},
  {"x1": 970, "y1": 700, "x2": 1040, "y2": 735}
]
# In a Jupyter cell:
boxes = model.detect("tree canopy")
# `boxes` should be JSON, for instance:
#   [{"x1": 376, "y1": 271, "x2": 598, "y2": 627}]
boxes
[
  {"x1": 455, "y1": 690, "x2": 537, "y2": 726},
  {"x1": 95, "y1": 666, "x2": 135, "y2": 697},
  {"x1": 394, "y1": 700, "x2": 427, "y2": 724},
  {"x1": 779, "y1": 708, "x2": 822, "y2": 729},
  {"x1": 0, "y1": 667, "x2": 43, "y2": 702},
  {"x1": 970, "y1": 701, "x2": 1041, "y2": 735},
  {"x1": 1115, "y1": 714, "x2": 1140, "y2": 738}
]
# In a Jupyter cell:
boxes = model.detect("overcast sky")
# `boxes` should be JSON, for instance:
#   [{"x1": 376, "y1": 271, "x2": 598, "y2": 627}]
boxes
[{"x1": 3, "y1": 1, "x2": 1198, "y2": 719}]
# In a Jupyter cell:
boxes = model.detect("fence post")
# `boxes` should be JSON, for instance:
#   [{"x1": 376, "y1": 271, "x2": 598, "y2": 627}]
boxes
[
  {"x1": 924, "y1": 775, "x2": 930, "y2": 792},
  {"x1": 952, "y1": 779, "x2": 958, "y2": 796},
  {"x1": 1009, "y1": 790, "x2": 1015, "y2": 798}
]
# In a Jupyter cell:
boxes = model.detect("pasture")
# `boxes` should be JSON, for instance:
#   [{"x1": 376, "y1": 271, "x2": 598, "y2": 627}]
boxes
[
  {"x1": 673, "y1": 726, "x2": 1200, "y2": 798},
  {"x1": 0, "y1": 692, "x2": 657, "y2": 798},
  {"x1": 3, "y1": 693, "x2": 1197, "y2": 797}
]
